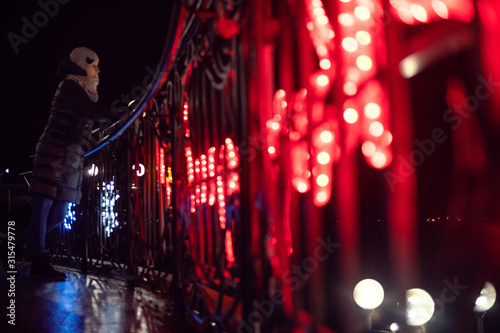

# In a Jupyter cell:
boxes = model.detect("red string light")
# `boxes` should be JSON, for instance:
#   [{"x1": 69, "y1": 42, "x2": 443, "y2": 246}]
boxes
[
  {"x1": 159, "y1": 147, "x2": 165, "y2": 185},
  {"x1": 389, "y1": 0, "x2": 475, "y2": 25},
  {"x1": 225, "y1": 229, "x2": 235, "y2": 266}
]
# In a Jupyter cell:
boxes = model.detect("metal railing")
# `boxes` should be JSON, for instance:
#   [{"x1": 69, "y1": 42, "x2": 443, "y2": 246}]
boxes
[{"x1": 49, "y1": 1, "x2": 249, "y2": 332}]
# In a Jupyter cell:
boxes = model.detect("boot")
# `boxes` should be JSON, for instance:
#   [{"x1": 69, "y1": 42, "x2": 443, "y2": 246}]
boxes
[{"x1": 30, "y1": 252, "x2": 66, "y2": 281}]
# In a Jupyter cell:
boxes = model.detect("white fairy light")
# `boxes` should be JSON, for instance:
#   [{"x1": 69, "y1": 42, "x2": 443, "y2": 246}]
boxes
[
  {"x1": 63, "y1": 202, "x2": 76, "y2": 230},
  {"x1": 101, "y1": 180, "x2": 120, "y2": 237}
]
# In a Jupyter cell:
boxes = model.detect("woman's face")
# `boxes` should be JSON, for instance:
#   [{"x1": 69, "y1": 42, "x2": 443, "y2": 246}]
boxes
[{"x1": 85, "y1": 60, "x2": 100, "y2": 78}]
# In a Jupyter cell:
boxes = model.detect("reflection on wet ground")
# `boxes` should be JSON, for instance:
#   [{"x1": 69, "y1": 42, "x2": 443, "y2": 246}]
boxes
[{"x1": 0, "y1": 262, "x2": 180, "y2": 332}]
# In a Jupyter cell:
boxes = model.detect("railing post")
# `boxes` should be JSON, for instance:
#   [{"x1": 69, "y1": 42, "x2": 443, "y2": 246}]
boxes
[
  {"x1": 126, "y1": 130, "x2": 136, "y2": 285},
  {"x1": 81, "y1": 204, "x2": 88, "y2": 274}
]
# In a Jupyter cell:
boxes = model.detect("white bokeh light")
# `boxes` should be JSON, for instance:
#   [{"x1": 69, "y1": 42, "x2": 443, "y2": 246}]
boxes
[
  {"x1": 406, "y1": 288, "x2": 435, "y2": 326},
  {"x1": 474, "y1": 281, "x2": 496, "y2": 313},
  {"x1": 353, "y1": 279, "x2": 385, "y2": 310}
]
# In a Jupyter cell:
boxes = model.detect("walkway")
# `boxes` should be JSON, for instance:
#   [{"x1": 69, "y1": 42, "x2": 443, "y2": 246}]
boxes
[{"x1": 1, "y1": 261, "x2": 184, "y2": 333}]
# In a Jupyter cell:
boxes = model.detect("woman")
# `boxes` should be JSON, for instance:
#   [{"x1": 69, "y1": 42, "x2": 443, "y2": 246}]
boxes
[{"x1": 27, "y1": 47, "x2": 116, "y2": 280}]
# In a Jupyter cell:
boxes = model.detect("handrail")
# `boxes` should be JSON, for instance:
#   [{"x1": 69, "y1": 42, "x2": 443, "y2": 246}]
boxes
[{"x1": 86, "y1": 0, "x2": 182, "y2": 157}]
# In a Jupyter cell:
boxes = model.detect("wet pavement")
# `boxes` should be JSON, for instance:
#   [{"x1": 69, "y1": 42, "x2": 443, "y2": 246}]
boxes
[{"x1": 0, "y1": 261, "x2": 179, "y2": 333}]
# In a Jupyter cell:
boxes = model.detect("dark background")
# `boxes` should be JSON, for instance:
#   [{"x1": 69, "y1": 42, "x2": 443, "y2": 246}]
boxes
[{"x1": 0, "y1": 0, "x2": 171, "y2": 181}]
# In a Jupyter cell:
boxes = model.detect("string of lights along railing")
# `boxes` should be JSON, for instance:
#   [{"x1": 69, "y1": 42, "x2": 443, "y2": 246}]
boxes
[
  {"x1": 388, "y1": 0, "x2": 474, "y2": 24},
  {"x1": 63, "y1": 202, "x2": 77, "y2": 230},
  {"x1": 63, "y1": 180, "x2": 120, "y2": 238},
  {"x1": 264, "y1": 0, "x2": 476, "y2": 209},
  {"x1": 183, "y1": 97, "x2": 239, "y2": 267},
  {"x1": 101, "y1": 181, "x2": 120, "y2": 238}
]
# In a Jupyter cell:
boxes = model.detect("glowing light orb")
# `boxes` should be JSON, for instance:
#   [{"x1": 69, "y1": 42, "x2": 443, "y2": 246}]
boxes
[
  {"x1": 342, "y1": 37, "x2": 358, "y2": 52},
  {"x1": 354, "y1": 6, "x2": 371, "y2": 20},
  {"x1": 362, "y1": 141, "x2": 376, "y2": 157},
  {"x1": 371, "y1": 152, "x2": 387, "y2": 169},
  {"x1": 311, "y1": 0, "x2": 322, "y2": 7},
  {"x1": 275, "y1": 89, "x2": 286, "y2": 98},
  {"x1": 369, "y1": 121, "x2": 384, "y2": 137},
  {"x1": 319, "y1": 58, "x2": 331, "y2": 70},
  {"x1": 316, "y1": 174, "x2": 330, "y2": 186},
  {"x1": 353, "y1": 279, "x2": 385, "y2": 310},
  {"x1": 297, "y1": 182, "x2": 309, "y2": 193},
  {"x1": 356, "y1": 30, "x2": 371, "y2": 45},
  {"x1": 397, "y1": 7, "x2": 415, "y2": 24},
  {"x1": 400, "y1": 54, "x2": 421, "y2": 78},
  {"x1": 344, "y1": 108, "x2": 359, "y2": 124},
  {"x1": 317, "y1": 74, "x2": 330, "y2": 87},
  {"x1": 406, "y1": 288, "x2": 435, "y2": 326},
  {"x1": 432, "y1": 0, "x2": 449, "y2": 19},
  {"x1": 320, "y1": 130, "x2": 334, "y2": 143},
  {"x1": 316, "y1": 45, "x2": 328, "y2": 56},
  {"x1": 317, "y1": 152, "x2": 331, "y2": 165},
  {"x1": 382, "y1": 131, "x2": 393, "y2": 145},
  {"x1": 410, "y1": 4, "x2": 428, "y2": 22},
  {"x1": 474, "y1": 281, "x2": 497, "y2": 313},
  {"x1": 313, "y1": 7, "x2": 325, "y2": 16},
  {"x1": 338, "y1": 13, "x2": 354, "y2": 26},
  {"x1": 316, "y1": 15, "x2": 329, "y2": 25},
  {"x1": 364, "y1": 102, "x2": 381, "y2": 119},
  {"x1": 343, "y1": 82, "x2": 357, "y2": 96},
  {"x1": 315, "y1": 191, "x2": 328, "y2": 203},
  {"x1": 356, "y1": 55, "x2": 373, "y2": 71}
]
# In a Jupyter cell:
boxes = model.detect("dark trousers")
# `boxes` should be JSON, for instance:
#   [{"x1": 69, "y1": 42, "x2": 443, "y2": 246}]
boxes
[{"x1": 20, "y1": 195, "x2": 69, "y2": 254}]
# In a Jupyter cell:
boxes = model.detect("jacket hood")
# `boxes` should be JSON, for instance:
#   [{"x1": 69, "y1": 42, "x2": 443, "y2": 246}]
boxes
[{"x1": 57, "y1": 56, "x2": 87, "y2": 78}]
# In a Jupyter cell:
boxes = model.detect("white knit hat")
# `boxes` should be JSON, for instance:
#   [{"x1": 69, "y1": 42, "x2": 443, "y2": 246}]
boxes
[{"x1": 70, "y1": 47, "x2": 99, "y2": 70}]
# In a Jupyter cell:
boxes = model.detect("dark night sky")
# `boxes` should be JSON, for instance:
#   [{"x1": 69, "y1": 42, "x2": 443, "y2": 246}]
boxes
[{"x1": 0, "y1": 0, "x2": 171, "y2": 182}]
